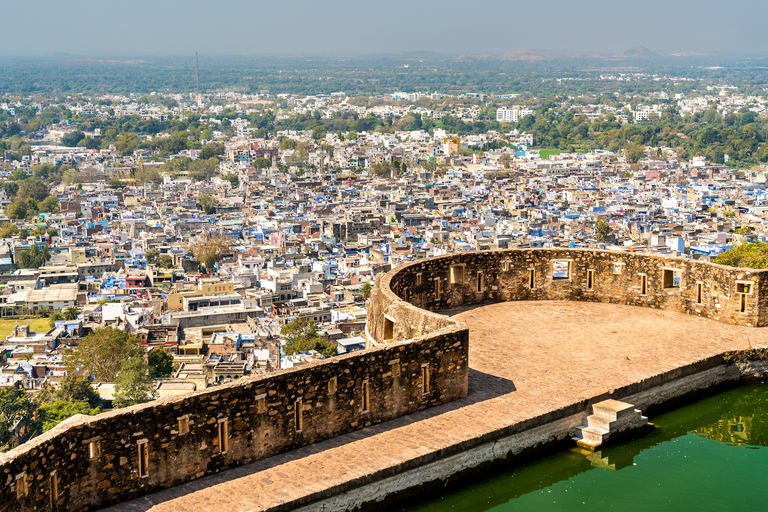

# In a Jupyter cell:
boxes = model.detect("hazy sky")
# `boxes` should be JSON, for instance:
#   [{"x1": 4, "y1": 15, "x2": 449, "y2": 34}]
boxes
[{"x1": 4, "y1": 0, "x2": 768, "y2": 56}]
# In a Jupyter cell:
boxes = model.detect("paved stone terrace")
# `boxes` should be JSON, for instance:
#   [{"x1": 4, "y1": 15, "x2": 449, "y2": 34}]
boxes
[{"x1": 103, "y1": 301, "x2": 765, "y2": 512}]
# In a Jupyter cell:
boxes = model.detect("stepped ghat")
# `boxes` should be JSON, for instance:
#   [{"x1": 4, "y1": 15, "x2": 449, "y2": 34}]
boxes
[{"x1": 3, "y1": 249, "x2": 768, "y2": 512}]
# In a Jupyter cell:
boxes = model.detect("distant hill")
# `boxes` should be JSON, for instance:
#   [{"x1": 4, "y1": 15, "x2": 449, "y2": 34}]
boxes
[{"x1": 499, "y1": 50, "x2": 558, "y2": 61}]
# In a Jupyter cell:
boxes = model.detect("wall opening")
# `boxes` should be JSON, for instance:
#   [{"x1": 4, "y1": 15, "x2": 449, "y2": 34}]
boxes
[
  {"x1": 552, "y1": 261, "x2": 570, "y2": 280},
  {"x1": 450, "y1": 265, "x2": 465, "y2": 286},
  {"x1": 15, "y1": 473, "x2": 27, "y2": 499},
  {"x1": 256, "y1": 394, "x2": 267, "y2": 414},
  {"x1": 477, "y1": 272, "x2": 483, "y2": 293},
  {"x1": 736, "y1": 282, "x2": 752, "y2": 313},
  {"x1": 663, "y1": 269, "x2": 680, "y2": 288},
  {"x1": 362, "y1": 380, "x2": 370, "y2": 412},
  {"x1": 587, "y1": 269, "x2": 594, "y2": 290},
  {"x1": 328, "y1": 376, "x2": 337, "y2": 394},
  {"x1": 178, "y1": 416, "x2": 190, "y2": 435},
  {"x1": 49, "y1": 472, "x2": 58, "y2": 507},
  {"x1": 416, "y1": 273, "x2": 422, "y2": 286},
  {"x1": 88, "y1": 439, "x2": 101, "y2": 459},
  {"x1": 434, "y1": 278, "x2": 441, "y2": 299},
  {"x1": 640, "y1": 274, "x2": 647, "y2": 295},
  {"x1": 294, "y1": 400, "x2": 303, "y2": 432},
  {"x1": 502, "y1": 260, "x2": 511, "y2": 272},
  {"x1": 218, "y1": 419, "x2": 229, "y2": 453},
  {"x1": 529, "y1": 268, "x2": 535, "y2": 289},
  {"x1": 421, "y1": 365, "x2": 431, "y2": 394},
  {"x1": 614, "y1": 262, "x2": 623, "y2": 274},
  {"x1": 138, "y1": 441, "x2": 149, "y2": 478},
  {"x1": 383, "y1": 317, "x2": 394, "y2": 341},
  {"x1": 696, "y1": 282, "x2": 703, "y2": 304},
  {"x1": 390, "y1": 359, "x2": 401, "y2": 377}
]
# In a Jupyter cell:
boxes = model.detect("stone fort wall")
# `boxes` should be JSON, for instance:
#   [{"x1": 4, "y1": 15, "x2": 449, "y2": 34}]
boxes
[
  {"x1": 0, "y1": 326, "x2": 469, "y2": 512},
  {"x1": 3, "y1": 248, "x2": 766, "y2": 512},
  {"x1": 367, "y1": 248, "x2": 768, "y2": 345}
]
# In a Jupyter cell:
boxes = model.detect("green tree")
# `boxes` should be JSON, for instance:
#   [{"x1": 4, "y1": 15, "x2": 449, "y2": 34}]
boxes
[
  {"x1": 625, "y1": 144, "x2": 646, "y2": 163},
  {"x1": 63, "y1": 306, "x2": 79, "y2": 321},
  {"x1": 57, "y1": 374, "x2": 101, "y2": 407},
  {"x1": 253, "y1": 157, "x2": 271, "y2": 169},
  {"x1": 35, "y1": 399, "x2": 100, "y2": 433},
  {"x1": 198, "y1": 192, "x2": 216, "y2": 214},
  {"x1": 360, "y1": 281, "x2": 372, "y2": 298},
  {"x1": 48, "y1": 311, "x2": 63, "y2": 328},
  {"x1": 38, "y1": 196, "x2": 59, "y2": 214},
  {"x1": 281, "y1": 318, "x2": 337, "y2": 357},
  {"x1": 63, "y1": 327, "x2": 144, "y2": 382},
  {"x1": 188, "y1": 233, "x2": 230, "y2": 271},
  {"x1": 61, "y1": 131, "x2": 85, "y2": 147},
  {"x1": 595, "y1": 217, "x2": 613, "y2": 242},
  {"x1": 134, "y1": 166, "x2": 162, "y2": 185},
  {"x1": 423, "y1": 156, "x2": 438, "y2": 173},
  {"x1": 115, "y1": 132, "x2": 139, "y2": 156},
  {"x1": 200, "y1": 142, "x2": 225, "y2": 160},
  {"x1": 18, "y1": 178, "x2": 50, "y2": 201},
  {"x1": 6, "y1": 200, "x2": 26, "y2": 220},
  {"x1": 223, "y1": 174, "x2": 239, "y2": 188},
  {"x1": 713, "y1": 242, "x2": 768, "y2": 269},
  {"x1": 0, "y1": 222, "x2": 19, "y2": 238},
  {"x1": 0, "y1": 386, "x2": 35, "y2": 448},
  {"x1": 148, "y1": 347, "x2": 174, "y2": 378},
  {"x1": 311, "y1": 125, "x2": 327, "y2": 141},
  {"x1": 188, "y1": 157, "x2": 219, "y2": 181},
  {"x1": 113, "y1": 357, "x2": 157, "y2": 408},
  {"x1": 10, "y1": 168, "x2": 27, "y2": 181}
]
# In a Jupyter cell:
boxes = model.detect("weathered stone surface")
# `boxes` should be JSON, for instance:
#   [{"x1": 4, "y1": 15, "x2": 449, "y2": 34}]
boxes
[
  {"x1": 368, "y1": 249, "x2": 768, "y2": 346},
  {"x1": 0, "y1": 326, "x2": 468, "y2": 512}
]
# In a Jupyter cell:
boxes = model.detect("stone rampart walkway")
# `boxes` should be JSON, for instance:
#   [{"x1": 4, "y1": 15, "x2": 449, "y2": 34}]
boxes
[{"x1": 103, "y1": 301, "x2": 765, "y2": 512}]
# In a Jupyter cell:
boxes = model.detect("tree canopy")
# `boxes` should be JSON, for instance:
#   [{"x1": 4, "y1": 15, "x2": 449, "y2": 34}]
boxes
[
  {"x1": 188, "y1": 232, "x2": 230, "y2": 271},
  {"x1": 63, "y1": 327, "x2": 144, "y2": 382},
  {"x1": 0, "y1": 386, "x2": 35, "y2": 449},
  {"x1": 113, "y1": 357, "x2": 157, "y2": 408},
  {"x1": 148, "y1": 347, "x2": 174, "y2": 378},
  {"x1": 281, "y1": 317, "x2": 338, "y2": 357},
  {"x1": 35, "y1": 399, "x2": 100, "y2": 433},
  {"x1": 713, "y1": 242, "x2": 768, "y2": 269}
]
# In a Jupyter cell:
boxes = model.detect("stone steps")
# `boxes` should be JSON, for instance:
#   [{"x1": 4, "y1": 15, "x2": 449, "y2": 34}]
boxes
[{"x1": 573, "y1": 399, "x2": 648, "y2": 450}]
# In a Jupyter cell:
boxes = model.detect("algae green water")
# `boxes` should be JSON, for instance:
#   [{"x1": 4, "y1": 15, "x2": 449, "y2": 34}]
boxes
[{"x1": 406, "y1": 383, "x2": 768, "y2": 512}]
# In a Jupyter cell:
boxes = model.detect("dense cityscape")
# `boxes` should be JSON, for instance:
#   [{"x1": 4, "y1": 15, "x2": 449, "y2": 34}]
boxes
[
  {"x1": 1, "y1": 19, "x2": 768, "y2": 506},
  {"x1": 1, "y1": 67, "x2": 768, "y2": 449}
]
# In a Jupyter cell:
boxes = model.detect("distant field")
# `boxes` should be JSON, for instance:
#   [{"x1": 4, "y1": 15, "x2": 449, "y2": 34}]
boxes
[
  {"x1": 538, "y1": 149, "x2": 560, "y2": 159},
  {"x1": 0, "y1": 317, "x2": 51, "y2": 340},
  {"x1": 537, "y1": 148, "x2": 589, "y2": 159}
]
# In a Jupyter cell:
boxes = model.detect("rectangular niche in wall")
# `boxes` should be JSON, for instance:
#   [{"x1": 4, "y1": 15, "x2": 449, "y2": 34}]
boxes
[
  {"x1": 450, "y1": 264, "x2": 465, "y2": 286},
  {"x1": 663, "y1": 268, "x2": 681, "y2": 289},
  {"x1": 552, "y1": 260, "x2": 571, "y2": 280}
]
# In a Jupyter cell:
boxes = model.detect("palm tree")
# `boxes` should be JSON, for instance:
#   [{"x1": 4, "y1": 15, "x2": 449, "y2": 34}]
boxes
[
  {"x1": 49, "y1": 311, "x2": 63, "y2": 328},
  {"x1": 39, "y1": 246, "x2": 51, "y2": 265},
  {"x1": 63, "y1": 306, "x2": 80, "y2": 321},
  {"x1": 16, "y1": 250, "x2": 32, "y2": 268}
]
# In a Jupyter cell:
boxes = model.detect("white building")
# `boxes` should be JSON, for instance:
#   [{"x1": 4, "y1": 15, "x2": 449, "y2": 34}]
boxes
[{"x1": 496, "y1": 106, "x2": 534, "y2": 123}]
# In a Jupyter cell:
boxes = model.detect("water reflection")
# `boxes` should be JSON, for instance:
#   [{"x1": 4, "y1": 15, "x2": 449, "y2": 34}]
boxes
[
  {"x1": 406, "y1": 384, "x2": 768, "y2": 512},
  {"x1": 693, "y1": 386, "x2": 768, "y2": 447}
]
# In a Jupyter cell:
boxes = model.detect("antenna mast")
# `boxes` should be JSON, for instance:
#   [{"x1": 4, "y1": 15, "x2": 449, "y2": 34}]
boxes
[{"x1": 195, "y1": 52, "x2": 201, "y2": 107}]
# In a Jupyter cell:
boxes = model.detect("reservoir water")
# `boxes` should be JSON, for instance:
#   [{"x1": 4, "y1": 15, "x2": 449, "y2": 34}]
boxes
[{"x1": 406, "y1": 383, "x2": 768, "y2": 512}]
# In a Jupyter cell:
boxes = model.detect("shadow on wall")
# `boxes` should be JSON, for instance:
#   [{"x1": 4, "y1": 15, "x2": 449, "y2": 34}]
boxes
[{"x1": 94, "y1": 367, "x2": 517, "y2": 512}]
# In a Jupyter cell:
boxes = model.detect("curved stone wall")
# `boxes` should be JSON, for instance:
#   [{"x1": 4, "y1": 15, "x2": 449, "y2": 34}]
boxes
[
  {"x1": 0, "y1": 325, "x2": 469, "y2": 511},
  {"x1": 368, "y1": 249, "x2": 768, "y2": 345}
]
